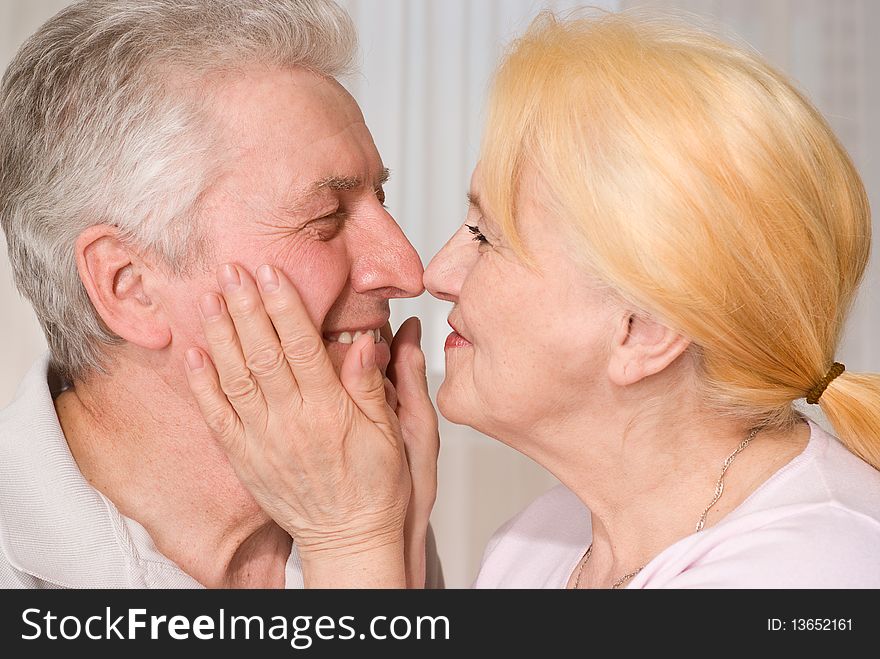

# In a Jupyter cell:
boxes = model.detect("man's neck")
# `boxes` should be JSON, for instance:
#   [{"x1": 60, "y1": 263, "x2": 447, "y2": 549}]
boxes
[{"x1": 54, "y1": 357, "x2": 292, "y2": 588}]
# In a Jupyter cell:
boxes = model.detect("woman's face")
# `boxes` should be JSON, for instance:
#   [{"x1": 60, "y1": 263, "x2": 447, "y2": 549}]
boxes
[{"x1": 424, "y1": 165, "x2": 622, "y2": 445}]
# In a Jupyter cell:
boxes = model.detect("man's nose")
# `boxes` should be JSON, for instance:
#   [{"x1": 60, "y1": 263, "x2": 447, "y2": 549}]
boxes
[
  {"x1": 350, "y1": 211, "x2": 424, "y2": 299},
  {"x1": 424, "y1": 228, "x2": 473, "y2": 303}
]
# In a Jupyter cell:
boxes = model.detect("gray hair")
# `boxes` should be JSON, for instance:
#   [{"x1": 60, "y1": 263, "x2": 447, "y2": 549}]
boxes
[{"x1": 0, "y1": 0, "x2": 357, "y2": 382}]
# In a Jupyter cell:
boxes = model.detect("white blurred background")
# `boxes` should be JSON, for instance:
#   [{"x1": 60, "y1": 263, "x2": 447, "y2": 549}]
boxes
[{"x1": 2, "y1": 0, "x2": 878, "y2": 587}]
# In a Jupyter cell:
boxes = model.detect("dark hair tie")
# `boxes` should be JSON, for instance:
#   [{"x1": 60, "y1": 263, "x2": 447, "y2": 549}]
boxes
[{"x1": 806, "y1": 362, "x2": 845, "y2": 405}]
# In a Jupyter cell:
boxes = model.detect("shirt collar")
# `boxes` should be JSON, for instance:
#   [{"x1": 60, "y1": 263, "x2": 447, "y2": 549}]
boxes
[
  {"x1": 0, "y1": 355, "x2": 199, "y2": 587},
  {"x1": 0, "y1": 354, "x2": 303, "y2": 588}
]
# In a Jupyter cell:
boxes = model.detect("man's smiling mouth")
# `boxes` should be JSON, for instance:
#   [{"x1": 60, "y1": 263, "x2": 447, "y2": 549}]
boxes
[{"x1": 322, "y1": 328, "x2": 383, "y2": 344}]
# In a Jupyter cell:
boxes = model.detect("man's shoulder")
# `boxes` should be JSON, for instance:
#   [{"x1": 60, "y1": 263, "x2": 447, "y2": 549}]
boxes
[
  {"x1": 0, "y1": 357, "x2": 63, "y2": 588},
  {"x1": 0, "y1": 354, "x2": 133, "y2": 589},
  {"x1": 0, "y1": 354, "x2": 54, "y2": 439},
  {"x1": 0, "y1": 544, "x2": 52, "y2": 588}
]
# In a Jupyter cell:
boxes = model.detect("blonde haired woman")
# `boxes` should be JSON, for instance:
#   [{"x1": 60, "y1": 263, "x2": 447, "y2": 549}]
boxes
[{"x1": 184, "y1": 11, "x2": 880, "y2": 588}]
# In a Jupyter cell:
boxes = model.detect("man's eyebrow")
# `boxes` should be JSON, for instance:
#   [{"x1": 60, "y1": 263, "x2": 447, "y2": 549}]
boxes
[{"x1": 314, "y1": 167, "x2": 391, "y2": 192}]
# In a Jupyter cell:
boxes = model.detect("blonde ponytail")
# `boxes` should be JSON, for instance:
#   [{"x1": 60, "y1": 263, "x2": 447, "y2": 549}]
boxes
[{"x1": 818, "y1": 372, "x2": 880, "y2": 470}]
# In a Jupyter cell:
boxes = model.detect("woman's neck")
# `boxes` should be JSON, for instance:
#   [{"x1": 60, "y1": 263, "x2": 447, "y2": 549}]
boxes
[{"x1": 507, "y1": 386, "x2": 811, "y2": 588}]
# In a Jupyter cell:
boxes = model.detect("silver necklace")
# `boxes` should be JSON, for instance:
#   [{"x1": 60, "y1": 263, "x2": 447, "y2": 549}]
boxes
[{"x1": 573, "y1": 426, "x2": 761, "y2": 589}]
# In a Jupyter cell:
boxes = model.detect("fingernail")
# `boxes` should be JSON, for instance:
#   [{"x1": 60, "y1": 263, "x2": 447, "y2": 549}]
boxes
[
  {"x1": 185, "y1": 348, "x2": 204, "y2": 371},
  {"x1": 416, "y1": 317, "x2": 422, "y2": 342},
  {"x1": 360, "y1": 342, "x2": 376, "y2": 370},
  {"x1": 199, "y1": 293, "x2": 222, "y2": 319},
  {"x1": 257, "y1": 264, "x2": 279, "y2": 292},
  {"x1": 219, "y1": 264, "x2": 240, "y2": 292}
]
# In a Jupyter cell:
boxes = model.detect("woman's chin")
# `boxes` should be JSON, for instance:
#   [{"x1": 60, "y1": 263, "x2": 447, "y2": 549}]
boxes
[
  {"x1": 436, "y1": 382, "x2": 498, "y2": 438},
  {"x1": 436, "y1": 378, "x2": 467, "y2": 426}
]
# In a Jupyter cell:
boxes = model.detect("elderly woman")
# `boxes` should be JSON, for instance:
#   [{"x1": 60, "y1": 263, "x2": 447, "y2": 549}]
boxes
[{"x1": 184, "y1": 11, "x2": 880, "y2": 588}]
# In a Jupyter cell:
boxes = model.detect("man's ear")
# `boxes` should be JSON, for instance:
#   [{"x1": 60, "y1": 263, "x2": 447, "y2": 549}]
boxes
[
  {"x1": 75, "y1": 225, "x2": 172, "y2": 351},
  {"x1": 607, "y1": 312, "x2": 690, "y2": 387}
]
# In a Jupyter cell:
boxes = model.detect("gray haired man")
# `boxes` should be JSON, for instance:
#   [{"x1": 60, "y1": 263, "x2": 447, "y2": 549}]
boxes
[{"x1": 0, "y1": 0, "x2": 442, "y2": 588}]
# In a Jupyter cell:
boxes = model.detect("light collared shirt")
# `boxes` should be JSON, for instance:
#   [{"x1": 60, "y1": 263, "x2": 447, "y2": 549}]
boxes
[{"x1": 0, "y1": 355, "x2": 443, "y2": 589}]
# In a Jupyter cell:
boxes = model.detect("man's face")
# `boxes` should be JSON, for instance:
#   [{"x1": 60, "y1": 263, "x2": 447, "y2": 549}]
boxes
[{"x1": 164, "y1": 67, "x2": 424, "y2": 375}]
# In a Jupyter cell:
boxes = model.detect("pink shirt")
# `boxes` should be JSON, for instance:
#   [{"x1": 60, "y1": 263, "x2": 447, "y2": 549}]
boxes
[{"x1": 474, "y1": 420, "x2": 880, "y2": 588}]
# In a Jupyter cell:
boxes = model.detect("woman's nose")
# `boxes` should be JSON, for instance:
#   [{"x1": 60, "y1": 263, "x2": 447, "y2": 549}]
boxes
[{"x1": 424, "y1": 228, "x2": 474, "y2": 303}]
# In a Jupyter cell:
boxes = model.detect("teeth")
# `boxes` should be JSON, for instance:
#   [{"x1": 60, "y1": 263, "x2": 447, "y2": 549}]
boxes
[{"x1": 326, "y1": 328, "x2": 383, "y2": 344}]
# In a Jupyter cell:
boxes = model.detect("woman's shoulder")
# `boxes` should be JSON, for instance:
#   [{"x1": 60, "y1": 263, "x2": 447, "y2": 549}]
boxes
[
  {"x1": 634, "y1": 421, "x2": 880, "y2": 588},
  {"x1": 732, "y1": 419, "x2": 880, "y2": 522},
  {"x1": 492, "y1": 484, "x2": 589, "y2": 537},
  {"x1": 473, "y1": 485, "x2": 590, "y2": 589},
  {"x1": 640, "y1": 502, "x2": 880, "y2": 588},
  {"x1": 806, "y1": 420, "x2": 880, "y2": 513}
]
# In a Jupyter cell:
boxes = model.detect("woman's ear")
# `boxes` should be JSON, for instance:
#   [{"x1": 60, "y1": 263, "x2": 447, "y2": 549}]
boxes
[
  {"x1": 607, "y1": 312, "x2": 690, "y2": 386},
  {"x1": 75, "y1": 225, "x2": 172, "y2": 350}
]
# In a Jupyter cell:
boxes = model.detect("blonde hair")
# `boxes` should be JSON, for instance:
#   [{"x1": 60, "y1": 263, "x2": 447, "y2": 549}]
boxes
[{"x1": 480, "y1": 10, "x2": 880, "y2": 468}]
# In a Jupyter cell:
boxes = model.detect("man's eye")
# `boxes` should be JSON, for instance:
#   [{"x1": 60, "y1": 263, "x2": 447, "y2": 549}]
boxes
[
  {"x1": 466, "y1": 224, "x2": 489, "y2": 245},
  {"x1": 308, "y1": 212, "x2": 347, "y2": 240},
  {"x1": 376, "y1": 186, "x2": 387, "y2": 208}
]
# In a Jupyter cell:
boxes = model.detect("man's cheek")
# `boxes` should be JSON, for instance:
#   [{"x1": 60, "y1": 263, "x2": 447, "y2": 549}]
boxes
[
  {"x1": 163, "y1": 287, "x2": 210, "y2": 346},
  {"x1": 280, "y1": 261, "x2": 348, "y2": 328}
]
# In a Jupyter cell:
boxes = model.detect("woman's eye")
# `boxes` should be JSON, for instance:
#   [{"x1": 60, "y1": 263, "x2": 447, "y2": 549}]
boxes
[{"x1": 466, "y1": 223, "x2": 490, "y2": 245}]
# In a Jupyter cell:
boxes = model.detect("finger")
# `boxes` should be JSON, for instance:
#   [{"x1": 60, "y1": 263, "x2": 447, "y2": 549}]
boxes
[
  {"x1": 255, "y1": 265, "x2": 342, "y2": 405},
  {"x1": 198, "y1": 291, "x2": 268, "y2": 428},
  {"x1": 389, "y1": 318, "x2": 436, "y2": 427},
  {"x1": 384, "y1": 377, "x2": 399, "y2": 411},
  {"x1": 340, "y1": 333, "x2": 398, "y2": 433},
  {"x1": 217, "y1": 263, "x2": 298, "y2": 408},
  {"x1": 380, "y1": 321, "x2": 394, "y2": 346},
  {"x1": 183, "y1": 347, "x2": 246, "y2": 458},
  {"x1": 380, "y1": 321, "x2": 398, "y2": 408},
  {"x1": 388, "y1": 317, "x2": 422, "y2": 393},
  {"x1": 390, "y1": 320, "x2": 438, "y2": 590},
  {"x1": 389, "y1": 317, "x2": 440, "y2": 460}
]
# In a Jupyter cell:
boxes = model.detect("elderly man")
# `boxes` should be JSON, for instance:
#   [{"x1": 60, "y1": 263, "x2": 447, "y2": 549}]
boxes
[{"x1": 0, "y1": 0, "x2": 442, "y2": 588}]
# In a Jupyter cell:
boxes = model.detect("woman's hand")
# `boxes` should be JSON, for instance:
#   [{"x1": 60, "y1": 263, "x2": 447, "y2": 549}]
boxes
[
  {"x1": 182, "y1": 263, "x2": 437, "y2": 587},
  {"x1": 385, "y1": 316, "x2": 440, "y2": 588}
]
